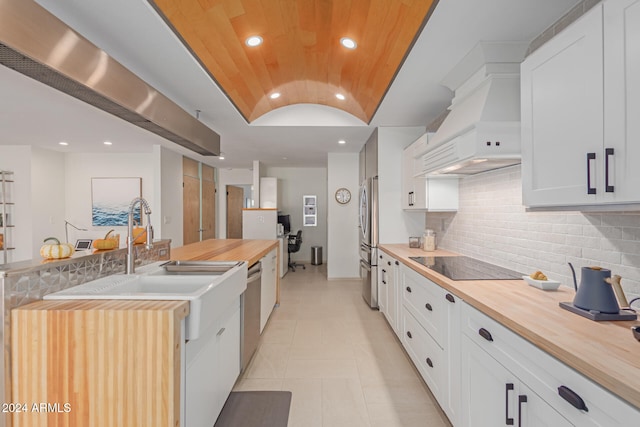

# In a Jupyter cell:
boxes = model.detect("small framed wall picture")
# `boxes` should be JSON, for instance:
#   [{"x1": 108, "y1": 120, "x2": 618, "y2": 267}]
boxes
[{"x1": 303, "y1": 195, "x2": 317, "y2": 227}]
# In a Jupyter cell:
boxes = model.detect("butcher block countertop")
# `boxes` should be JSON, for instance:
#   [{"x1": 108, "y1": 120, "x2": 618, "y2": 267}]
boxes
[
  {"x1": 380, "y1": 244, "x2": 640, "y2": 410},
  {"x1": 170, "y1": 238, "x2": 278, "y2": 266},
  {"x1": 11, "y1": 300, "x2": 189, "y2": 427}
]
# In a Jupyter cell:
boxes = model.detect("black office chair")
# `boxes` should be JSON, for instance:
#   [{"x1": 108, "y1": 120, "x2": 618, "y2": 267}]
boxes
[{"x1": 288, "y1": 230, "x2": 306, "y2": 272}]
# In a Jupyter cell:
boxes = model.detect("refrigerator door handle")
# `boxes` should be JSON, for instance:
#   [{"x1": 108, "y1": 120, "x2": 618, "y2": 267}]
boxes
[
  {"x1": 359, "y1": 183, "x2": 368, "y2": 239},
  {"x1": 371, "y1": 176, "x2": 379, "y2": 247}
]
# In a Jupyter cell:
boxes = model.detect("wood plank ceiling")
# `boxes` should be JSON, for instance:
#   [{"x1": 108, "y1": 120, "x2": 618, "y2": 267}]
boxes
[{"x1": 150, "y1": 0, "x2": 437, "y2": 124}]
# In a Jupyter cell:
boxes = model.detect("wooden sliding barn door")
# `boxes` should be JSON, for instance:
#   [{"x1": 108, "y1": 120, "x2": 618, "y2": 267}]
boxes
[
  {"x1": 183, "y1": 157, "x2": 216, "y2": 245},
  {"x1": 183, "y1": 157, "x2": 200, "y2": 245},
  {"x1": 201, "y1": 164, "x2": 216, "y2": 240},
  {"x1": 226, "y1": 185, "x2": 244, "y2": 239}
]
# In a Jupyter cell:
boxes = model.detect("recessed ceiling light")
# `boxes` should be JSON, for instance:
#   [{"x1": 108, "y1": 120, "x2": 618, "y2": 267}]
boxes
[
  {"x1": 59, "y1": 141, "x2": 68, "y2": 146},
  {"x1": 338, "y1": 140, "x2": 346, "y2": 144},
  {"x1": 103, "y1": 141, "x2": 112, "y2": 145},
  {"x1": 245, "y1": 36, "x2": 263, "y2": 47},
  {"x1": 270, "y1": 92, "x2": 281, "y2": 99},
  {"x1": 340, "y1": 37, "x2": 357, "y2": 49},
  {"x1": 336, "y1": 93, "x2": 346, "y2": 100}
]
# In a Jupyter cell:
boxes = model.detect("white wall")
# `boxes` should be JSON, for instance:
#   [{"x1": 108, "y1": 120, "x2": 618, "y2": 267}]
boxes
[
  {"x1": 154, "y1": 145, "x2": 184, "y2": 247},
  {"x1": 31, "y1": 147, "x2": 66, "y2": 258},
  {"x1": 378, "y1": 127, "x2": 425, "y2": 243},
  {"x1": 64, "y1": 152, "x2": 155, "y2": 245},
  {"x1": 0, "y1": 146, "x2": 33, "y2": 262},
  {"x1": 327, "y1": 153, "x2": 360, "y2": 279},
  {"x1": 252, "y1": 160, "x2": 267, "y2": 208},
  {"x1": 426, "y1": 165, "x2": 640, "y2": 300},
  {"x1": 217, "y1": 168, "x2": 253, "y2": 238},
  {"x1": 265, "y1": 167, "x2": 327, "y2": 263}
]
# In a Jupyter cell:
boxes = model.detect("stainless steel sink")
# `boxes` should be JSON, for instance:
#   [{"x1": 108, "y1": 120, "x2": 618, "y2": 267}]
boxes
[{"x1": 155, "y1": 260, "x2": 241, "y2": 275}]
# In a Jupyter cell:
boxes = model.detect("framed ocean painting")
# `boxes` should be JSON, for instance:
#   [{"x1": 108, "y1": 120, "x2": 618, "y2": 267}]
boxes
[{"x1": 91, "y1": 177, "x2": 142, "y2": 226}]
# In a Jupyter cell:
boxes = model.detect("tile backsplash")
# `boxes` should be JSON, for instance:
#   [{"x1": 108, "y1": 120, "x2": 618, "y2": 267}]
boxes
[{"x1": 426, "y1": 165, "x2": 640, "y2": 303}]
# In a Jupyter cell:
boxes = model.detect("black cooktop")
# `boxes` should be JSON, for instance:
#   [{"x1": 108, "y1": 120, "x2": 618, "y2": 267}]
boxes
[{"x1": 409, "y1": 256, "x2": 522, "y2": 281}]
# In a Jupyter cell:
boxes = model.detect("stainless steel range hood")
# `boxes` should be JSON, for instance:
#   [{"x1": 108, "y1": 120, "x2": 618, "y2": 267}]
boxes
[
  {"x1": 421, "y1": 42, "x2": 528, "y2": 176},
  {"x1": 0, "y1": 0, "x2": 220, "y2": 156}
]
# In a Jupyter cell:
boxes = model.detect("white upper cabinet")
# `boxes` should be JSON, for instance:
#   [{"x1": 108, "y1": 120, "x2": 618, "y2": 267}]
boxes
[
  {"x1": 522, "y1": 0, "x2": 640, "y2": 209},
  {"x1": 603, "y1": 0, "x2": 640, "y2": 203},
  {"x1": 521, "y1": 4, "x2": 604, "y2": 207},
  {"x1": 402, "y1": 134, "x2": 459, "y2": 212}
]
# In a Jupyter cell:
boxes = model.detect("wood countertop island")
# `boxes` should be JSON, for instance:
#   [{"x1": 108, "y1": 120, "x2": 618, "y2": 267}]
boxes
[
  {"x1": 9, "y1": 239, "x2": 279, "y2": 427},
  {"x1": 380, "y1": 243, "x2": 640, "y2": 411},
  {"x1": 170, "y1": 238, "x2": 279, "y2": 267}
]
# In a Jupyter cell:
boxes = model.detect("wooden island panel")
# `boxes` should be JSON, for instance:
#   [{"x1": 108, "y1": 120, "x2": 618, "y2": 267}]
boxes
[{"x1": 11, "y1": 300, "x2": 189, "y2": 427}]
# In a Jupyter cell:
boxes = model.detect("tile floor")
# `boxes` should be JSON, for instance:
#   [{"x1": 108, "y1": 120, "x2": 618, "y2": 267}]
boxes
[{"x1": 233, "y1": 263, "x2": 452, "y2": 427}]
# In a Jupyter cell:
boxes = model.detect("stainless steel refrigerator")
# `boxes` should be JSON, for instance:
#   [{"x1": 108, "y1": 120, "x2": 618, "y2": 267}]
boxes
[{"x1": 359, "y1": 176, "x2": 379, "y2": 308}]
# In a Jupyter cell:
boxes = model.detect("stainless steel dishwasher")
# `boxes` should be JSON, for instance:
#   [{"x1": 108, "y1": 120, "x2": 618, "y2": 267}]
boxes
[{"x1": 240, "y1": 262, "x2": 262, "y2": 372}]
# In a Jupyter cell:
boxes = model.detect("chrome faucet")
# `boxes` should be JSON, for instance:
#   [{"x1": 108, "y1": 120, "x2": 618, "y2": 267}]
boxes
[{"x1": 125, "y1": 197, "x2": 154, "y2": 274}]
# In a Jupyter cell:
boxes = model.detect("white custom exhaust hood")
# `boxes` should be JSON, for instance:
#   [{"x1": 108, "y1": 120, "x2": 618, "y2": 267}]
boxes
[{"x1": 421, "y1": 42, "x2": 529, "y2": 176}]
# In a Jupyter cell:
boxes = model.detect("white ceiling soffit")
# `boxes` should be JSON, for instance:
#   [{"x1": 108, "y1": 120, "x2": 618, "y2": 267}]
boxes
[{"x1": 0, "y1": 0, "x2": 221, "y2": 157}]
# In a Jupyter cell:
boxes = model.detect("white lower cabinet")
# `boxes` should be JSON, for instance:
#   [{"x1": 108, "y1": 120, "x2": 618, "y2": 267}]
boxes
[
  {"x1": 392, "y1": 262, "x2": 640, "y2": 427},
  {"x1": 460, "y1": 302, "x2": 639, "y2": 427},
  {"x1": 260, "y1": 248, "x2": 277, "y2": 332},
  {"x1": 185, "y1": 298, "x2": 241, "y2": 427},
  {"x1": 378, "y1": 251, "x2": 399, "y2": 334},
  {"x1": 401, "y1": 308, "x2": 445, "y2": 399},
  {"x1": 462, "y1": 335, "x2": 572, "y2": 427},
  {"x1": 399, "y1": 264, "x2": 461, "y2": 426}
]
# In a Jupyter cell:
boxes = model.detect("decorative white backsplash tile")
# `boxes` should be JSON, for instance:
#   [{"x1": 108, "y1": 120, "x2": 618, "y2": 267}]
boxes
[{"x1": 426, "y1": 165, "x2": 640, "y2": 302}]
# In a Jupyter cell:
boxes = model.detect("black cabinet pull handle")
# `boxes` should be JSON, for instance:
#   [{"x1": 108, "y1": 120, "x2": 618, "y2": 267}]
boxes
[
  {"x1": 395, "y1": 260, "x2": 399, "y2": 265},
  {"x1": 379, "y1": 255, "x2": 383, "y2": 259},
  {"x1": 445, "y1": 293, "x2": 455, "y2": 303},
  {"x1": 518, "y1": 395, "x2": 527, "y2": 427},
  {"x1": 505, "y1": 383, "x2": 514, "y2": 425},
  {"x1": 425, "y1": 303, "x2": 433, "y2": 311},
  {"x1": 388, "y1": 261, "x2": 391, "y2": 266},
  {"x1": 426, "y1": 357, "x2": 433, "y2": 368},
  {"x1": 587, "y1": 152, "x2": 597, "y2": 195},
  {"x1": 406, "y1": 331, "x2": 412, "y2": 339},
  {"x1": 479, "y1": 328, "x2": 493, "y2": 342},
  {"x1": 558, "y1": 386, "x2": 588, "y2": 412},
  {"x1": 605, "y1": 148, "x2": 614, "y2": 192},
  {"x1": 406, "y1": 286, "x2": 412, "y2": 293},
  {"x1": 382, "y1": 281, "x2": 386, "y2": 285}
]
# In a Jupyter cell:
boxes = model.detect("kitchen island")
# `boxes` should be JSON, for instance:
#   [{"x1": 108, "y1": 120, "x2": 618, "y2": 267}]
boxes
[
  {"x1": 380, "y1": 243, "x2": 640, "y2": 424},
  {"x1": 9, "y1": 238, "x2": 279, "y2": 427}
]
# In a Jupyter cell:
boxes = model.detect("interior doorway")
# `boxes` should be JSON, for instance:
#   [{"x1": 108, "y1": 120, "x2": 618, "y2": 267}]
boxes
[{"x1": 226, "y1": 185, "x2": 244, "y2": 239}]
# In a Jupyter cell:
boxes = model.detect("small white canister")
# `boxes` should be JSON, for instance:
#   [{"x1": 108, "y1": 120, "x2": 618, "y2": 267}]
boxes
[{"x1": 422, "y1": 229, "x2": 436, "y2": 252}]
